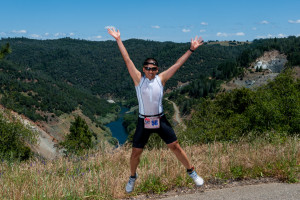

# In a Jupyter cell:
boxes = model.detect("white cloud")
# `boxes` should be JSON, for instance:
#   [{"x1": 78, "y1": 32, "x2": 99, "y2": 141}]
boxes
[
  {"x1": 0, "y1": 32, "x2": 6, "y2": 36},
  {"x1": 256, "y1": 35, "x2": 265, "y2": 39},
  {"x1": 105, "y1": 25, "x2": 116, "y2": 30},
  {"x1": 12, "y1": 30, "x2": 27, "y2": 34},
  {"x1": 54, "y1": 32, "x2": 66, "y2": 37},
  {"x1": 151, "y1": 25, "x2": 160, "y2": 29},
  {"x1": 277, "y1": 33, "x2": 286, "y2": 38},
  {"x1": 236, "y1": 32, "x2": 245, "y2": 36},
  {"x1": 69, "y1": 32, "x2": 75, "y2": 36},
  {"x1": 30, "y1": 34, "x2": 41, "y2": 38},
  {"x1": 182, "y1": 28, "x2": 191, "y2": 33},
  {"x1": 200, "y1": 29, "x2": 206, "y2": 33},
  {"x1": 201, "y1": 22, "x2": 208, "y2": 25},
  {"x1": 260, "y1": 20, "x2": 269, "y2": 24},
  {"x1": 217, "y1": 32, "x2": 245, "y2": 37},
  {"x1": 87, "y1": 35, "x2": 103, "y2": 41},
  {"x1": 288, "y1": 19, "x2": 300, "y2": 24},
  {"x1": 252, "y1": 27, "x2": 257, "y2": 30},
  {"x1": 256, "y1": 33, "x2": 286, "y2": 39},
  {"x1": 44, "y1": 33, "x2": 49, "y2": 36},
  {"x1": 217, "y1": 32, "x2": 228, "y2": 37}
]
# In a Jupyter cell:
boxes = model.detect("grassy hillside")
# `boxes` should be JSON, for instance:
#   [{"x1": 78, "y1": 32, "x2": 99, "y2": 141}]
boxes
[{"x1": 0, "y1": 137, "x2": 298, "y2": 199}]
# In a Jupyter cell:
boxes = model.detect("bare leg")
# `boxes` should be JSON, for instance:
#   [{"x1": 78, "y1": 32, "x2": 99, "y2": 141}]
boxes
[
  {"x1": 167, "y1": 141, "x2": 192, "y2": 169},
  {"x1": 130, "y1": 147, "x2": 143, "y2": 176}
]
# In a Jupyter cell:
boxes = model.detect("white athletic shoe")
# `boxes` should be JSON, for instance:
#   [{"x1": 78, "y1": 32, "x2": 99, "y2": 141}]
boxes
[
  {"x1": 125, "y1": 173, "x2": 138, "y2": 193},
  {"x1": 188, "y1": 171, "x2": 204, "y2": 186}
]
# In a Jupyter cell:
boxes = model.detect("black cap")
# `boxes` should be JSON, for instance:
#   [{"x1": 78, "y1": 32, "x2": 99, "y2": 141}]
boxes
[{"x1": 143, "y1": 61, "x2": 158, "y2": 66}]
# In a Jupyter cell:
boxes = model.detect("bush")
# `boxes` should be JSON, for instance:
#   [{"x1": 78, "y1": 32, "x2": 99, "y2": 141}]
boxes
[{"x1": 0, "y1": 113, "x2": 37, "y2": 161}]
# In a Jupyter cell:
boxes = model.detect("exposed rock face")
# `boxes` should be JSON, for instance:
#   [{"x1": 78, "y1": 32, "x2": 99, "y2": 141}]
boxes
[
  {"x1": 27, "y1": 121, "x2": 60, "y2": 160},
  {"x1": 254, "y1": 50, "x2": 287, "y2": 73},
  {"x1": 15, "y1": 113, "x2": 61, "y2": 160},
  {"x1": 0, "y1": 106, "x2": 60, "y2": 160},
  {"x1": 222, "y1": 50, "x2": 288, "y2": 91}
]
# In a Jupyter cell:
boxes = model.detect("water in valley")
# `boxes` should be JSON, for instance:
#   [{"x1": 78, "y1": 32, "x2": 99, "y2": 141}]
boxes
[{"x1": 106, "y1": 107, "x2": 129, "y2": 145}]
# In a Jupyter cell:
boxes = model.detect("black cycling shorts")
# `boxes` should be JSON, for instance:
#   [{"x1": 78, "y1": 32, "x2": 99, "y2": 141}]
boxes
[{"x1": 132, "y1": 115, "x2": 178, "y2": 148}]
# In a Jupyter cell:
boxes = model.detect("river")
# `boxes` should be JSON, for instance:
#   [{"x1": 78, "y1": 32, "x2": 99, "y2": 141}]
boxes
[{"x1": 106, "y1": 107, "x2": 129, "y2": 145}]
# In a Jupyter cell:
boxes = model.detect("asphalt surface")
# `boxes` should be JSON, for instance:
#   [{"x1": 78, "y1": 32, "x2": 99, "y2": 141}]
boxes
[{"x1": 161, "y1": 183, "x2": 300, "y2": 200}]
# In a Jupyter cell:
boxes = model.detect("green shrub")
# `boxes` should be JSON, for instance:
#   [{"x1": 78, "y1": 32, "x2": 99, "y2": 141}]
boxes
[{"x1": 0, "y1": 113, "x2": 37, "y2": 161}]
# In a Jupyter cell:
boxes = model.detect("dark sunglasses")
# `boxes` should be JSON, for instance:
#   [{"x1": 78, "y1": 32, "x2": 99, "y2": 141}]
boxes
[{"x1": 144, "y1": 66, "x2": 158, "y2": 71}]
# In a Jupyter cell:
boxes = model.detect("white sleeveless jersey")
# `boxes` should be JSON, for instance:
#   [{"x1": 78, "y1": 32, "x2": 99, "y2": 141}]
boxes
[{"x1": 135, "y1": 75, "x2": 164, "y2": 116}]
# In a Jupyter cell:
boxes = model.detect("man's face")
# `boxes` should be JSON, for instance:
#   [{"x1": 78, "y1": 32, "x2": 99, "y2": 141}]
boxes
[{"x1": 143, "y1": 64, "x2": 158, "y2": 80}]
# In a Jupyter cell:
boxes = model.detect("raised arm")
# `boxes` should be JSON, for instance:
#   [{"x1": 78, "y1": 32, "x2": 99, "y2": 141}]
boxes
[
  {"x1": 159, "y1": 36, "x2": 203, "y2": 86},
  {"x1": 107, "y1": 28, "x2": 141, "y2": 86}
]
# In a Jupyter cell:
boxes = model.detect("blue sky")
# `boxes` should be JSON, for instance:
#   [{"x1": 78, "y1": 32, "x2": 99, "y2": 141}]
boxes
[{"x1": 1, "y1": 0, "x2": 300, "y2": 42}]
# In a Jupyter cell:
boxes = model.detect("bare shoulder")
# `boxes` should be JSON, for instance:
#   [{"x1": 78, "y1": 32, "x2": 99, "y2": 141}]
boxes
[{"x1": 158, "y1": 73, "x2": 166, "y2": 86}]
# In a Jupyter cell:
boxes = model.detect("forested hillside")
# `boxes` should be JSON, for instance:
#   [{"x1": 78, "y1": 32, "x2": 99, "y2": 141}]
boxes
[
  {"x1": 179, "y1": 69, "x2": 300, "y2": 144},
  {"x1": 0, "y1": 53, "x2": 120, "y2": 123},
  {"x1": 0, "y1": 37, "x2": 252, "y2": 123},
  {"x1": 0, "y1": 58, "x2": 119, "y2": 121},
  {"x1": 167, "y1": 36, "x2": 300, "y2": 115},
  {"x1": 0, "y1": 36, "x2": 300, "y2": 147},
  {"x1": 1, "y1": 36, "x2": 299, "y2": 125},
  {"x1": 0, "y1": 37, "x2": 248, "y2": 98}
]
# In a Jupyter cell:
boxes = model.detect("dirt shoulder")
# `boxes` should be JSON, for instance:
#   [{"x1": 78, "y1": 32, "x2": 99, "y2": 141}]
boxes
[
  {"x1": 125, "y1": 178, "x2": 298, "y2": 200},
  {"x1": 161, "y1": 182, "x2": 300, "y2": 200}
]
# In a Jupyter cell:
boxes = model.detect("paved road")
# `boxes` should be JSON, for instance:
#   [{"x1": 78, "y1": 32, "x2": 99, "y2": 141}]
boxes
[{"x1": 161, "y1": 183, "x2": 300, "y2": 200}]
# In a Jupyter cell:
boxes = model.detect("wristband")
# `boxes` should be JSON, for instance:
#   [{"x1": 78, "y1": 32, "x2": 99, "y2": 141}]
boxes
[{"x1": 189, "y1": 48, "x2": 194, "y2": 52}]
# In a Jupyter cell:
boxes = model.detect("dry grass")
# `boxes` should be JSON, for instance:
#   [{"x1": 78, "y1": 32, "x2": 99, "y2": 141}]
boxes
[{"x1": 0, "y1": 138, "x2": 299, "y2": 199}]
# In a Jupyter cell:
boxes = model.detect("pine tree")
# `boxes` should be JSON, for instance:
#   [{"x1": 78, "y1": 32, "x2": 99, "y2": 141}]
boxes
[{"x1": 60, "y1": 116, "x2": 95, "y2": 154}]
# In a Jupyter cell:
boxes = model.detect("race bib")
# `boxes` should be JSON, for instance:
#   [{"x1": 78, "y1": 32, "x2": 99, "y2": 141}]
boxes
[{"x1": 144, "y1": 117, "x2": 160, "y2": 129}]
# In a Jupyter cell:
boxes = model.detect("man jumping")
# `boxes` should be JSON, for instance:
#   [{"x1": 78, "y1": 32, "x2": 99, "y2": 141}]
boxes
[{"x1": 108, "y1": 27, "x2": 204, "y2": 193}]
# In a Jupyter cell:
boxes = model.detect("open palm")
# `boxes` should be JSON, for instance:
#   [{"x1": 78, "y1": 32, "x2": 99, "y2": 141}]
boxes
[
  {"x1": 190, "y1": 36, "x2": 204, "y2": 50},
  {"x1": 107, "y1": 27, "x2": 120, "y2": 40}
]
